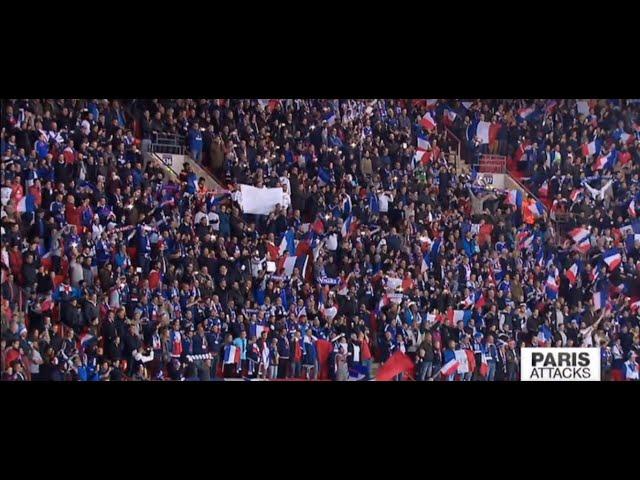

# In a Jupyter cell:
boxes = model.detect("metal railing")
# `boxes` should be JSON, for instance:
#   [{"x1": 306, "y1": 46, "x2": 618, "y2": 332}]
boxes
[{"x1": 150, "y1": 132, "x2": 185, "y2": 155}]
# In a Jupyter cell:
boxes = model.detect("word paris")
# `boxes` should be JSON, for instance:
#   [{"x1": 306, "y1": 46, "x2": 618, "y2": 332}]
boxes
[{"x1": 521, "y1": 348, "x2": 601, "y2": 381}]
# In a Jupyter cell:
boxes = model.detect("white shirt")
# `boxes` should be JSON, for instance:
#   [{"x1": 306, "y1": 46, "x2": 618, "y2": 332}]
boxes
[
  {"x1": 325, "y1": 233, "x2": 338, "y2": 251},
  {"x1": 1, "y1": 187, "x2": 12, "y2": 206},
  {"x1": 30, "y1": 349, "x2": 43, "y2": 374},
  {"x1": 194, "y1": 211, "x2": 209, "y2": 226},
  {"x1": 378, "y1": 193, "x2": 391, "y2": 213},
  {"x1": 282, "y1": 192, "x2": 291, "y2": 210},
  {"x1": 208, "y1": 212, "x2": 220, "y2": 231}
]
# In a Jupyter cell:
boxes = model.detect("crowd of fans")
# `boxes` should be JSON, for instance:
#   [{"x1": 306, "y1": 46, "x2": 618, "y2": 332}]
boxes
[{"x1": 1, "y1": 98, "x2": 639, "y2": 381}]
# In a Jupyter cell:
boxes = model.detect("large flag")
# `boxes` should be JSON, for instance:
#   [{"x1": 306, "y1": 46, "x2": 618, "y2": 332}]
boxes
[
  {"x1": 282, "y1": 255, "x2": 304, "y2": 277},
  {"x1": 279, "y1": 229, "x2": 296, "y2": 257},
  {"x1": 376, "y1": 351, "x2": 414, "y2": 381}
]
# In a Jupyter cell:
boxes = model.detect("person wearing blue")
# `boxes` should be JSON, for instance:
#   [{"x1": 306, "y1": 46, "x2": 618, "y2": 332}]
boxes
[{"x1": 188, "y1": 122, "x2": 203, "y2": 163}]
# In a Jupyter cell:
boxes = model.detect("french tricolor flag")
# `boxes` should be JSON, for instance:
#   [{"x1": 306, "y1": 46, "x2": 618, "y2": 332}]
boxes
[
  {"x1": 630, "y1": 298, "x2": 640, "y2": 312},
  {"x1": 425, "y1": 99, "x2": 438, "y2": 109},
  {"x1": 518, "y1": 107, "x2": 534, "y2": 120},
  {"x1": 527, "y1": 201, "x2": 545, "y2": 218},
  {"x1": 446, "y1": 309, "x2": 472, "y2": 327},
  {"x1": 341, "y1": 215, "x2": 358, "y2": 238},
  {"x1": 629, "y1": 199, "x2": 637, "y2": 218},
  {"x1": 570, "y1": 189, "x2": 583, "y2": 202},
  {"x1": 440, "y1": 358, "x2": 459, "y2": 377},
  {"x1": 569, "y1": 227, "x2": 590, "y2": 243},
  {"x1": 603, "y1": 249, "x2": 622, "y2": 271},
  {"x1": 279, "y1": 229, "x2": 296, "y2": 257},
  {"x1": 420, "y1": 112, "x2": 437, "y2": 131},
  {"x1": 417, "y1": 135, "x2": 431, "y2": 151},
  {"x1": 250, "y1": 324, "x2": 269, "y2": 339},
  {"x1": 620, "y1": 132, "x2": 635, "y2": 146},
  {"x1": 545, "y1": 275, "x2": 559, "y2": 299},
  {"x1": 413, "y1": 150, "x2": 431, "y2": 166},
  {"x1": 592, "y1": 290, "x2": 608, "y2": 311},
  {"x1": 505, "y1": 189, "x2": 523, "y2": 208},
  {"x1": 565, "y1": 263, "x2": 580, "y2": 284},
  {"x1": 581, "y1": 141, "x2": 599, "y2": 157},
  {"x1": 574, "y1": 237, "x2": 591, "y2": 254},
  {"x1": 421, "y1": 251, "x2": 430, "y2": 273},
  {"x1": 223, "y1": 345, "x2": 241, "y2": 365},
  {"x1": 443, "y1": 108, "x2": 457, "y2": 126},
  {"x1": 475, "y1": 121, "x2": 501, "y2": 145}
]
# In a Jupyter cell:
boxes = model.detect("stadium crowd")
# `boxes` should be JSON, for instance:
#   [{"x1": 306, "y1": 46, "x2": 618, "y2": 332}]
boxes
[{"x1": 1, "y1": 98, "x2": 639, "y2": 381}]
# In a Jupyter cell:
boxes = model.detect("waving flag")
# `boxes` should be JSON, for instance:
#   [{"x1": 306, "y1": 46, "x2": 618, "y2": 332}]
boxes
[
  {"x1": 527, "y1": 201, "x2": 545, "y2": 218},
  {"x1": 413, "y1": 150, "x2": 430, "y2": 166},
  {"x1": 279, "y1": 229, "x2": 296, "y2": 257},
  {"x1": 574, "y1": 237, "x2": 591, "y2": 254},
  {"x1": 570, "y1": 188, "x2": 583, "y2": 202},
  {"x1": 250, "y1": 324, "x2": 269, "y2": 339},
  {"x1": 417, "y1": 135, "x2": 431, "y2": 151},
  {"x1": 341, "y1": 215, "x2": 359, "y2": 238},
  {"x1": 443, "y1": 108, "x2": 457, "y2": 126},
  {"x1": 518, "y1": 232, "x2": 534, "y2": 250},
  {"x1": 565, "y1": 262, "x2": 580, "y2": 284},
  {"x1": 518, "y1": 107, "x2": 535, "y2": 120},
  {"x1": 376, "y1": 351, "x2": 414, "y2": 381},
  {"x1": 581, "y1": 139, "x2": 602, "y2": 158},
  {"x1": 425, "y1": 99, "x2": 438, "y2": 109},
  {"x1": 421, "y1": 251, "x2": 430, "y2": 273},
  {"x1": 439, "y1": 357, "x2": 460, "y2": 377},
  {"x1": 545, "y1": 274, "x2": 559, "y2": 299},
  {"x1": 420, "y1": 112, "x2": 437, "y2": 131},
  {"x1": 592, "y1": 290, "x2": 608, "y2": 311},
  {"x1": 223, "y1": 345, "x2": 241, "y2": 365},
  {"x1": 569, "y1": 228, "x2": 590, "y2": 243},
  {"x1": 603, "y1": 249, "x2": 622, "y2": 271},
  {"x1": 446, "y1": 309, "x2": 472, "y2": 327},
  {"x1": 594, "y1": 149, "x2": 617, "y2": 170},
  {"x1": 629, "y1": 199, "x2": 637, "y2": 219},
  {"x1": 505, "y1": 189, "x2": 523, "y2": 209}
]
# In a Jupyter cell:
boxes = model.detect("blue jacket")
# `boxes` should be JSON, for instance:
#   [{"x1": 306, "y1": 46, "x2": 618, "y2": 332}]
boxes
[{"x1": 303, "y1": 341, "x2": 317, "y2": 365}]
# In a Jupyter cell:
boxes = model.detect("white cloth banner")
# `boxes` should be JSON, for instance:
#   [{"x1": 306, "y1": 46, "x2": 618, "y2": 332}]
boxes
[{"x1": 239, "y1": 184, "x2": 283, "y2": 215}]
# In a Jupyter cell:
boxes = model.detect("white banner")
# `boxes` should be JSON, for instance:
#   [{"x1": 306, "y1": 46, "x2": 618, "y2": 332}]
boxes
[{"x1": 239, "y1": 184, "x2": 284, "y2": 215}]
